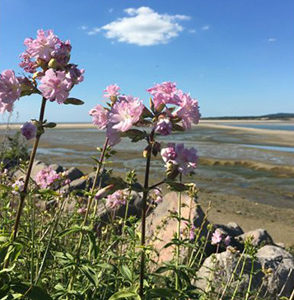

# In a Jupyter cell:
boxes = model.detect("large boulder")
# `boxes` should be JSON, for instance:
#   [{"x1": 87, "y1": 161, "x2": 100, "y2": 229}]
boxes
[
  {"x1": 145, "y1": 192, "x2": 210, "y2": 264},
  {"x1": 66, "y1": 167, "x2": 84, "y2": 181},
  {"x1": 196, "y1": 245, "x2": 294, "y2": 299},
  {"x1": 236, "y1": 229, "x2": 274, "y2": 247},
  {"x1": 256, "y1": 245, "x2": 294, "y2": 298},
  {"x1": 13, "y1": 160, "x2": 47, "y2": 180}
]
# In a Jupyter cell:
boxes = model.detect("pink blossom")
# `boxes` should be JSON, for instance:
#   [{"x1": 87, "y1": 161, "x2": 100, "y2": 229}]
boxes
[
  {"x1": 66, "y1": 65, "x2": 84, "y2": 84},
  {"x1": 51, "y1": 40, "x2": 72, "y2": 66},
  {"x1": 35, "y1": 166, "x2": 60, "y2": 189},
  {"x1": 161, "y1": 143, "x2": 198, "y2": 175},
  {"x1": 0, "y1": 102, "x2": 13, "y2": 114},
  {"x1": 109, "y1": 96, "x2": 144, "y2": 132},
  {"x1": 104, "y1": 84, "x2": 120, "y2": 98},
  {"x1": 77, "y1": 207, "x2": 87, "y2": 215},
  {"x1": 89, "y1": 105, "x2": 108, "y2": 129},
  {"x1": 19, "y1": 52, "x2": 37, "y2": 73},
  {"x1": 224, "y1": 235, "x2": 231, "y2": 246},
  {"x1": 0, "y1": 70, "x2": 21, "y2": 108},
  {"x1": 161, "y1": 143, "x2": 177, "y2": 162},
  {"x1": 211, "y1": 230, "x2": 222, "y2": 245},
  {"x1": 95, "y1": 184, "x2": 114, "y2": 200},
  {"x1": 174, "y1": 91, "x2": 200, "y2": 129},
  {"x1": 23, "y1": 29, "x2": 61, "y2": 62},
  {"x1": 39, "y1": 69, "x2": 71, "y2": 103},
  {"x1": 12, "y1": 179, "x2": 25, "y2": 195},
  {"x1": 190, "y1": 225, "x2": 196, "y2": 241},
  {"x1": 147, "y1": 82, "x2": 180, "y2": 109},
  {"x1": 155, "y1": 118, "x2": 172, "y2": 136},
  {"x1": 20, "y1": 122, "x2": 37, "y2": 140},
  {"x1": 105, "y1": 190, "x2": 127, "y2": 210}
]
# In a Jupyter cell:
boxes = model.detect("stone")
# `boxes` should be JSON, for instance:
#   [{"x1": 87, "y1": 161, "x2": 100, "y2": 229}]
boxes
[
  {"x1": 256, "y1": 245, "x2": 294, "y2": 298},
  {"x1": 60, "y1": 176, "x2": 88, "y2": 194},
  {"x1": 49, "y1": 164, "x2": 64, "y2": 173},
  {"x1": 144, "y1": 192, "x2": 210, "y2": 264},
  {"x1": 66, "y1": 167, "x2": 84, "y2": 181},
  {"x1": 196, "y1": 247, "x2": 263, "y2": 297},
  {"x1": 236, "y1": 228, "x2": 274, "y2": 247},
  {"x1": 196, "y1": 245, "x2": 294, "y2": 298},
  {"x1": 13, "y1": 160, "x2": 47, "y2": 180}
]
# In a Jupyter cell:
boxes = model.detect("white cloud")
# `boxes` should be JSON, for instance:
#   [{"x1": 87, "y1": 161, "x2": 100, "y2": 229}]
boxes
[
  {"x1": 80, "y1": 25, "x2": 88, "y2": 30},
  {"x1": 267, "y1": 37, "x2": 277, "y2": 42},
  {"x1": 189, "y1": 29, "x2": 196, "y2": 34},
  {"x1": 201, "y1": 25, "x2": 210, "y2": 31},
  {"x1": 87, "y1": 27, "x2": 101, "y2": 35},
  {"x1": 91, "y1": 6, "x2": 190, "y2": 46},
  {"x1": 108, "y1": 8, "x2": 114, "y2": 13}
]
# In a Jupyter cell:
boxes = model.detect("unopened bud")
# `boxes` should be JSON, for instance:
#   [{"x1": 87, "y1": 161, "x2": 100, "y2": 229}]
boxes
[
  {"x1": 95, "y1": 184, "x2": 114, "y2": 200},
  {"x1": 48, "y1": 58, "x2": 58, "y2": 69}
]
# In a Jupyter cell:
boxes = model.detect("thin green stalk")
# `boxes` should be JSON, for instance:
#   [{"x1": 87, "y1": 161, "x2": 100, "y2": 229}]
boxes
[
  {"x1": 30, "y1": 195, "x2": 35, "y2": 285},
  {"x1": 175, "y1": 174, "x2": 182, "y2": 291},
  {"x1": 68, "y1": 137, "x2": 109, "y2": 291},
  {"x1": 139, "y1": 135, "x2": 153, "y2": 298},
  {"x1": 231, "y1": 254, "x2": 247, "y2": 299},
  {"x1": 245, "y1": 258, "x2": 255, "y2": 300},
  {"x1": 4, "y1": 97, "x2": 47, "y2": 269}
]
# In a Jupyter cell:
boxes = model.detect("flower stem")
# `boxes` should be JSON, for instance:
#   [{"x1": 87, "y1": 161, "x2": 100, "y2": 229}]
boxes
[
  {"x1": 139, "y1": 136, "x2": 152, "y2": 298},
  {"x1": 68, "y1": 137, "x2": 108, "y2": 291},
  {"x1": 175, "y1": 174, "x2": 182, "y2": 290},
  {"x1": 11, "y1": 97, "x2": 47, "y2": 243}
]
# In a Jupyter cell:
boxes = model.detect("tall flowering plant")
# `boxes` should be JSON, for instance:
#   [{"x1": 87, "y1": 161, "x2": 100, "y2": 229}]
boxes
[
  {"x1": 88, "y1": 81, "x2": 200, "y2": 296},
  {"x1": 0, "y1": 29, "x2": 84, "y2": 244}
]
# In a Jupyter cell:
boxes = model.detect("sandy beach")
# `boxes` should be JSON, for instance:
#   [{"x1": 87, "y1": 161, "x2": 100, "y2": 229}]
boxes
[{"x1": 1, "y1": 120, "x2": 294, "y2": 246}]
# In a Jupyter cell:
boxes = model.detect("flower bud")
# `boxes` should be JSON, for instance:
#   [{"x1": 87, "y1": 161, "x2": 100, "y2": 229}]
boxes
[
  {"x1": 95, "y1": 184, "x2": 114, "y2": 200},
  {"x1": 48, "y1": 58, "x2": 58, "y2": 69}
]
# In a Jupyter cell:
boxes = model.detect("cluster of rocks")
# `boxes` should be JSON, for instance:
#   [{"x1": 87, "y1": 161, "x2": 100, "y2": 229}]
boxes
[{"x1": 12, "y1": 162, "x2": 294, "y2": 298}]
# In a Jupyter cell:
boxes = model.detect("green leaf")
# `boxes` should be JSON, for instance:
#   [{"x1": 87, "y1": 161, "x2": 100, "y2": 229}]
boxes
[
  {"x1": 80, "y1": 265, "x2": 99, "y2": 287},
  {"x1": 63, "y1": 98, "x2": 84, "y2": 105},
  {"x1": 120, "y1": 265, "x2": 133, "y2": 282},
  {"x1": 57, "y1": 225, "x2": 83, "y2": 238},
  {"x1": 109, "y1": 289, "x2": 140, "y2": 300},
  {"x1": 43, "y1": 122, "x2": 57, "y2": 128},
  {"x1": 166, "y1": 181, "x2": 189, "y2": 192},
  {"x1": 142, "y1": 107, "x2": 154, "y2": 118},
  {"x1": 121, "y1": 129, "x2": 146, "y2": 143}
]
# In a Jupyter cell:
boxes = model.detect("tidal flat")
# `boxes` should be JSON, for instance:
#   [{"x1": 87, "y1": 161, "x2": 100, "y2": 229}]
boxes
[{"x1": 1, "y1": 120, "x2": 294, "y2": 245}]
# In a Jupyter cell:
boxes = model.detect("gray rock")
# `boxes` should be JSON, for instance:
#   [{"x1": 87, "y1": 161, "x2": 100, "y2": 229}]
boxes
[
  {"x1": 13, "y1": 160, "x2": 47, "y2": 180},
  {"x1": 196, "y1": 247, "x2": 263, "y2": 297},
  {"x1": 236, "y1": 228, "x2": 274, "y2": 247},
  {"x1": 60, "y1": 177, "x2": 87, "y2": 194},
  {"x1": 256, "y1": 245, "x2": 294, "y2": 298},
  {"x1": 66, "y1": 167, "x2": 84, "y2": 181},
  {"x1": 196, "y1": 245, "x2": 294, "y2": 299},
  {"x1": 49, "y1": 164, "x2": 64, "y2": 173}
]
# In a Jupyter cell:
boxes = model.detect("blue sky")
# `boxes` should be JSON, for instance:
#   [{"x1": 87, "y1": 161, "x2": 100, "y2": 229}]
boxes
[{"x1": 1, "y1": 0, "x2": 294, "y2": 123}]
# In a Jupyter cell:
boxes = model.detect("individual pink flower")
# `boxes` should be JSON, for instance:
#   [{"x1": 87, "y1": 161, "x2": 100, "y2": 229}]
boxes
[
  {"x1": 105, "y1": 190, "x2": 127, "y2": 210},
  {"x1": 20, "y1": 122, "x2": 37, "y2": 140},
  {"x1": 161, "y1": 143, "x2": 198, "y2": 175},
  {"x1": 0, "y1": 70, "x2": 21, "y2": 106},
  {"x1": 89, "y1": 105, "x2": 108, "y2": 129},
  {"x1": 147, "y1": 81, "x2": 180, "y2": 109},
  {"x1": 39, "y1": 69, "x2": 71, "y2": 103},
  {"x1": 23, "y1": 29, "x2": 61, "y2": 62},
  {"x1": 51, "y1": 40, "x2": 72, "y2": 66},
  {"x1": 161, "y1": 143, "x2": 177, "y2": 163},
  {"x1": 77, "y1": 207, "x2": 87, "y2": 215},
  {"x1": 66, "y1": 65, "x2": 84, "y2": 84},
  {"x1": 104, "y1": 84, "x2": 120, "y2": 98},
  {"x1": 19, "y1": 52, "x2": 37, "y2": 73},
  {"x1": 155, "y1": 118, "x2": 172, "y2": 136},
  {"x1": 224, "y1": 235, "x2": 231, "y2": 246},
  {"x1": 0, "y1": 102, "x2": 13, "y2": 113},
  {"x1": 12, "y1": 179, "x2": 25, "y2": 195},
  {"x1": 109, "y1": 96, "x2": 144, "y2": 132},
  {"x1": 211, "y1": 230, "x2": 222, "y2": 245},
  {"x1": 174, "y1": 91, "x2": 200, "y2": 129},
  {"x1": 35, "y1": 166, "x2": 60, "y2": 189},
  {"x1": 190, "y1": 225, "x2": 196, "y2": 241}
]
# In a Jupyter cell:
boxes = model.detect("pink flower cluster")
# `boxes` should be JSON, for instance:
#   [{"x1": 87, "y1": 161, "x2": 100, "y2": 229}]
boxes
[
  {"x1": 35, "y1": 166, "x2": 60, "y2": 189},
  {"x1": 0, "y1": 70, "x2": 22, "y2": 113},
  {"x1": 104, "y1": 84, "x2": 120, "y2": 98},
  {"x1": 211, "y1": 229, "x2": 231, "y2": 246},
  {"x1": 161, "y1": 143, "x2": 198, "y2": 175},
  {"x1": 21, "y1": 122, "x2": 37, "y2": 140},
  {"x1": 147, "y1": 81, "x2": 200, "y2": 133},
  {"x1": 89, "y1": 85, "x2": 144, "y2": 146},
  {"x1": 105, "y1": 190, "x2": 127, "y2": 210},
  {"x1": 12, "y1": 179, "x2": 25, "y2": 195}
]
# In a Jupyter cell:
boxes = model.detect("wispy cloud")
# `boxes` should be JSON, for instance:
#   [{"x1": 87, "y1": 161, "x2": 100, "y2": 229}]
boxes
[
  {"x1": 267, "y1": 37, "x2": 277, "y2": 43},
  {"x1": 87, "y1": 6, "x2": 190, "y2": 46},
  {"x1": 108, "y1": 8, "x2": 114, "y2": 13},
  {"x1": 201, "y1": 25, "x2": 210, "y2": 31},
  {"x1": 79, "y1": 25, "x2": 88, "y2": 30},
  {"x1": 189, "y1": 29, "x2": 196, "y2": 34}
]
